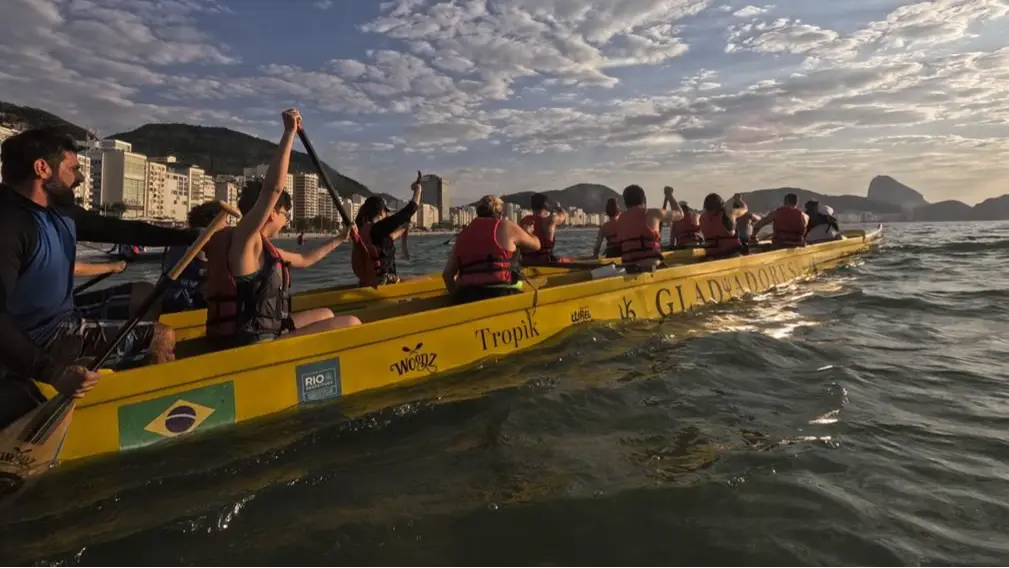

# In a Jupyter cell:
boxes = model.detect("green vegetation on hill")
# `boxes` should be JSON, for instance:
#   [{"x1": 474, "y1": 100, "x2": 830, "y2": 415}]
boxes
[
  {"x1": 738, "y1": 187, "x2": 903, "y2": 215},
  {"x1": 484, "y1": 183, "x2": 622, "y2": 214},
  {"x1": 0, "y1": 101, "x2": 91, "y2": 140},
  {"x1": 109, "y1": 124, "x2": 372, "y2": 198}
]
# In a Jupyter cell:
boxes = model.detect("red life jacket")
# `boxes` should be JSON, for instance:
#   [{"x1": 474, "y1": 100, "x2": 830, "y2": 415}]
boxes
[
  {"x1": 352, "y1": 221, "x2": 384, "y2": 284},
  {"x1": 601, "y1": 217, "x2": 621, "y2": 257},
  {"x1": 519, "y1": 214, "x2": 555, "y2": 266},
  {"x1": 772, "y1": 206, "x2": 806, "y2": 247},
  {"x1": 454, "y1": 217, "x2": 515, "y2": 288},
  {"x1": 670, "y1": 214, "x2": 702, "y2": 247},
  {"x1": 699, "y1": 210, "x2": 741, "y2": 257},
  {"x1": 204, "y1": 228, "x2": 292, "y2": 340},
  {"x1": 616, "y1": 206, "x2": 661, "y2": 263}
]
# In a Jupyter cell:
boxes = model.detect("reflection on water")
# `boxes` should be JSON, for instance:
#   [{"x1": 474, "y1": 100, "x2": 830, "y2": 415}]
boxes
[{"x1": 6, "y1": 223, "x2": 1009, "y2": 565}]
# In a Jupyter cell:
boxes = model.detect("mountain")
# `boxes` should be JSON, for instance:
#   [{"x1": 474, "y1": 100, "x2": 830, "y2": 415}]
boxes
[
  {"x1": 109, "y1": 124, "x2": 372, "y2": 198},
  {"x1": 912, "y1": 200, "x2": 974, "y2": 221},
  {"x1": 737, "y1": 187, "x2": 903, "y2": 215},
  {"x1": 867, "y1": 175, "x2": 928, "y2": 209},
  {"x1": 479, "y1": 183, "x2": 621, "y2": 214},
  {"x1": 0, "y1": 101, "x2": 91, "y2": 140},
  {"x1": 972, "y1": 195, "x2": 1009, "y2": 221}
]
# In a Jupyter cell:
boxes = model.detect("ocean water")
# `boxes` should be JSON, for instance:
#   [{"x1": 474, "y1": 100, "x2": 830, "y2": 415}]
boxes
[{"x1": 4, "y1": 222, "x2": 1009, "y2": 565}]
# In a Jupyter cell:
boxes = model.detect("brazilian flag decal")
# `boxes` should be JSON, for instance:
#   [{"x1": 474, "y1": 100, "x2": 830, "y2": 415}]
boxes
[{"x1": 117, "y1": 382, "x2": 236, "y2": 450}]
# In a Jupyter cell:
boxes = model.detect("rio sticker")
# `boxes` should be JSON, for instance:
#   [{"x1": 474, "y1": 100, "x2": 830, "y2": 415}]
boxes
[
  {"x1": 296, "y1": 357, "x2": 342, "y2": 404},
  {"x1": 117, "y1": 382, "x2": 236, "y2": 450}
]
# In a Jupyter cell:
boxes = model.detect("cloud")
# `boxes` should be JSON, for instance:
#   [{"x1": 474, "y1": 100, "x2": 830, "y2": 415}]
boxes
[
  {"x1": 733, "y1": 5, "x2": 773, "y2": 18},
  {"x1": 2, "y1": 0, "x2": 1009, "y2": 205}
]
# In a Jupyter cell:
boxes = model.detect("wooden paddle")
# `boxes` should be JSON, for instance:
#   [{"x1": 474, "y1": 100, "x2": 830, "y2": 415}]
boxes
[
  {"x1": 295, "y1": 127, "x2": 379, "y2": 288},
  {"x1": 0, "y1": 201, "x2": 240, "y2": 484}
]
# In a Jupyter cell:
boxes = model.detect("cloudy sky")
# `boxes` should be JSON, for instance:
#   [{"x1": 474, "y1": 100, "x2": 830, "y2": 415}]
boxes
[{"x1": 2, "y1": 0, "x2": 1008, "y2": 206}]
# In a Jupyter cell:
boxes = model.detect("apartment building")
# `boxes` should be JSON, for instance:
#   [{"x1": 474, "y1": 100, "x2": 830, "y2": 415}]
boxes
[
  {"x1": 293, "y1": 173, "x2": 319, "y2": 220},
  {"x1": 419, "y1": 174, "x2": 451, "y2": 224}
]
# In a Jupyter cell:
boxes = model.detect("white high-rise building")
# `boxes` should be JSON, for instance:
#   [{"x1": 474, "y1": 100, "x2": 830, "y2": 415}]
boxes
[
  {"x1": 317, "y1": 190, "x2": 335, "y2": 222},
  {"x1": 146, "y1": 161, "x2": 168, "y2": 218},
  {"x1": 74, "y1": 153, "x2": 92, "y2": 209},
  {"x1": 165, "y1": 170, "x2": 191, "y2": 223},
  {"x1": 293, "y1": 173, "x2": 319, "y2": 220}
]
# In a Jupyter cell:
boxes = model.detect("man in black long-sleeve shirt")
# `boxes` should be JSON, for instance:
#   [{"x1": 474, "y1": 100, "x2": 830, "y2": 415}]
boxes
[
  {"x1": 354, "y1": 179, "x2": 422, "y2": 285},
  {"x1": 0, "y1": 129, "x2": 198, "y2": 428}
]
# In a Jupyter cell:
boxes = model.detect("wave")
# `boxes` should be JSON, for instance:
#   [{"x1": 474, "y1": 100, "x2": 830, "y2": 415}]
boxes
[{"x1": 885, "y1": 238, "x2": 1009, "y2": 255}]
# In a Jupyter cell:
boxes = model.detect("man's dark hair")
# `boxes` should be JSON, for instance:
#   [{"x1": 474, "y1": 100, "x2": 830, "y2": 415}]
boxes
[
  {"x1": 238, "y1": 180, "x2": 291, "y2": 216},
  {"x1": 784, "y1": 193, "x2": 798, "y2": 206},
  {"x1": 530, "y1": 193, "x2": 548, "y2": 211},
  {"x1": 0, "y1": 128, "x2": 80, "y2": 184},
  {"x1": 188, "y1": 201, "x2": 223, "y2": 228},
  {"x1": 623, "y1": 185, "x2": 646, "y2": 208}
]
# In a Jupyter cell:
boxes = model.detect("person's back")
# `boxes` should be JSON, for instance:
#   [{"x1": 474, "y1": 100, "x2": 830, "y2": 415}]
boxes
[
  {"x1": 444, "y1": 195, "x2": 539, "y2": 304},
  {"x1": 519, "y1": 193, "x2": 567, "y2": 266},
  {"x1": 699, "y1": 193, "x2": 747, "y2": 258},
  {"x1": 616, "y1": 185, "x2": 681, "y2": 267},
  {"x1": 771, "y1": 194, "x2": 807, "y2": 247},
  {"x1": 670, "y1": 203, "x2": 702, "y2": 248},
  {"x1": 805, "y1": 204, "x2": 842, "y2": 244}
]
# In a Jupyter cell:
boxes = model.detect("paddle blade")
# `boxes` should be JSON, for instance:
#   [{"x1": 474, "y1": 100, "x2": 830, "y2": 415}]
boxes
[{"x1": 0, "y1": 401, "x2": 75, "y2": 482}]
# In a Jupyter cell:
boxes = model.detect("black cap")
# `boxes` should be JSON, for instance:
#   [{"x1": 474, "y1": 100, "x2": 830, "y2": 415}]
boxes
[{"x1": 363, "y1": 195, "x2": 390, "y2": 214}]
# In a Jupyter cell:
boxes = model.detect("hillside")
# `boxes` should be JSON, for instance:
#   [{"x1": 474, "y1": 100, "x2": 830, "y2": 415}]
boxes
[
  {"x1": 0, "y1": 101, "x2": 91, "y2": 140},
  {"x1": 971, "y1": 195, "x2": 1009, "y2": 221},
  {"x1": 109, "y1": 124, "x2": 372, "y2": 198},
  {"x1": 867, "y1": 175, "x2": 928, "y2": 208},
  {"x1": 739, "y1": 187, "x2": 903, "y2": 215},
  {"x1": 482, "y1": 183, "x2": 621, "y2": 214},
  {"x1": 912, "y1": 200, "x2": 974, "y2": 221}
]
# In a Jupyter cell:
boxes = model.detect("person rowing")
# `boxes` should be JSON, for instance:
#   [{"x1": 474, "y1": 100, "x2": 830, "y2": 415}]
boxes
[
  {"x1": 442, "y1": 195, "x2": 541, "y2": 304},
  {"x1": 593, "y1": 197, "x2": 621, "y2": 258},
  {"x1": 0, "y1": 128, "x2": 199, "y2": 429},
  {"x1": 519, "y1": 193, "x2": 570, "y2": 266},
  {"x1": 750, "y1": 192, "x2": 807, "y2": 249},
  {"x1": 203, "y1": 109, "x2": 361, "y2": 347},
  {"x1": 699, "y1": 193, "x2": 748, "y2": 258},
  {"x1": 668, "y1": 200, "x2": 702, "y2": 248},
  {"x1": 803, "y1": 200, "x2": 843, "y2": 244},
  {"x1": 616, "y1": 185, "x2": 683, "y2": 268},
  {"x1": 160, "y1": 201, "x2": 222, "y2": 313},
  {"x1": 353, "y1": 174, "x2": 422, "y2": 286}
]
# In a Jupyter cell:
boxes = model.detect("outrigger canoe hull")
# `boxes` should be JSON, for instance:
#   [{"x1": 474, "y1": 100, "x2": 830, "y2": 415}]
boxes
[{"x1": 40, "y1": 227, "x2": 883, "y2": 467}]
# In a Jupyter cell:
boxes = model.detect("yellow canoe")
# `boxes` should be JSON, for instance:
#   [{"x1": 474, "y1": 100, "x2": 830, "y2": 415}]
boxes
[
  {"x1": 42, "y1": 226, "x2": 882, "y2": 467},
  {"x1": 162, "y1": 247, "x2": 706, "y2": 340}
]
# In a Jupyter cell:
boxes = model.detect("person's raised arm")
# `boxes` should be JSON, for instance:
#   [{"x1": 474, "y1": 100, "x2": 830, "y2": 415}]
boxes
[
  {"x1": 657, "y1": 186, "x2": 684, "y2": 223},
  {"x1": 551, "y1": 203, "x2": 569, "y2": 226},
  {"x1": 278, "y1": 225, "x2": 355, "y2": 269},
  {"x1": 725, "y1": 193, "x2": 748, "y2": 221},
  {"x1": 234, "y1": 109, "x2": 300, "y2": 244},
  {"x1": 380, "y1": 175, "x2": 423, "y2": 242},
  {"x1": 751, "y1": 209, "x2": 774, "y2": 236}
]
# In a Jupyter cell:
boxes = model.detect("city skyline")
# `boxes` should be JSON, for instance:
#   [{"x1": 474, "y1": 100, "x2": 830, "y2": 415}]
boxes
[{"x1": 1, "y1": 1, "x2": 1009, "y2": 206}]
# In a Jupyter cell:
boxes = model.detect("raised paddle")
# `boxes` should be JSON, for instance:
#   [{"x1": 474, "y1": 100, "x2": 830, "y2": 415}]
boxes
[
  {"x1": 295, "y1": 127, "x2": 379, "y2": 288},
  {"x1": 0, "y1": 201, "x2": 241, "y2": 485}
]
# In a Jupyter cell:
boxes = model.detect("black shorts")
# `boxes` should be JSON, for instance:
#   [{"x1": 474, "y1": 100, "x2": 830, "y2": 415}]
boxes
[{"x1": 0, "y1": 315, "x2": 158, "y2": 428}]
